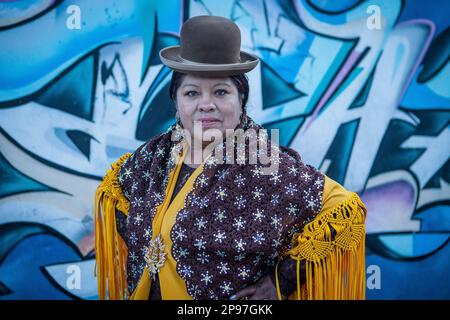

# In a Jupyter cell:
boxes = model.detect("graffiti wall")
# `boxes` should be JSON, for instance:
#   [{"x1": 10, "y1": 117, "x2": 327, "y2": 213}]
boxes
[{"x1": 0, "y1": 0, "x2": 448, "y2": 299}]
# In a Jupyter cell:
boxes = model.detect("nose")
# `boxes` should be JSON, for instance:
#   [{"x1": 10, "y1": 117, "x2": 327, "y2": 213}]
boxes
[
  {"x1": 199, "y1": 103, "x2": 216, "y2": 112},
  {"x1": 198, "y1": 95, "x2": 217, "y2": 112}
]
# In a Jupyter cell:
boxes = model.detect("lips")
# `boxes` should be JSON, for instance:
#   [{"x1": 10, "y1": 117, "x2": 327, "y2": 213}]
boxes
[
  {"x1": 198, "y1": 118, "x2": 220, "y2": 123},
  {"x1": 196, "y1": 118, "x2": 221, "y2": 128}
]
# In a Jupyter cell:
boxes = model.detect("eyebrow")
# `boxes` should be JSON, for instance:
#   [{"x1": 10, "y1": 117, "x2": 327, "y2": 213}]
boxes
[{"x1": 181, "y1": 83, "x2": 232, "y2": 88}]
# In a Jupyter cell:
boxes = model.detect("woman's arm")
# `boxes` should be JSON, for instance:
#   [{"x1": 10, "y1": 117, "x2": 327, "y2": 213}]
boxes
[
  {"x1": 232, "y1": 176, "x2": 366, "y2": 300},
  {"x1": 278, "y1": 177, "x2": 367, "y2": 300},
  {"x1": 232, "y1": 226, "x2": 335, "y2": 300},
  {"x1": 270, "y1": 257, "x2": 305, "y2": 299},
  {"x1": 94, "y1": 153, "x2": 132, "y2": 300}
]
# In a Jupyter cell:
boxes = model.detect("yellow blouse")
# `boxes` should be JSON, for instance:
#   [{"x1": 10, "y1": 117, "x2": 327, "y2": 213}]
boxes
[{"x1": 94, "y1": 147, "x2": 367, "y2": 300}]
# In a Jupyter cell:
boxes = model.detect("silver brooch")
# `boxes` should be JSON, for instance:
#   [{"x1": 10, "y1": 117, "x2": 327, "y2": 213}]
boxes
[{"x1": 144, "y1": 234, "x2": 167, "y2": 280}]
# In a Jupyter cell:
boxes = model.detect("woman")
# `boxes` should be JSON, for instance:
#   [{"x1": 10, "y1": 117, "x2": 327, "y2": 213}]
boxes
[{"x1": 94, "y1": 15, "x2": 367, "y2": 300}]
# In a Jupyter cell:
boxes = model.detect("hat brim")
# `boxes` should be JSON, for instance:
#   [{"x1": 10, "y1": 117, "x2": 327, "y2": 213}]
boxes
[{"x1": 159, "y1": 46, "x2": 259, "y2": 77}]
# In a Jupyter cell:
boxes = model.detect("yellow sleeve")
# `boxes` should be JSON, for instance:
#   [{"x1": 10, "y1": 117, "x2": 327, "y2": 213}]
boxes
[
  {"x1": 94, "y1": 153, "x2": 132, "y2": 300},
  {"x1": 276, "y1": 176, "x2": 367, "y2": 300},
  {"x1": 321, "y1": 176, "x2": 354, "y2": 211}
]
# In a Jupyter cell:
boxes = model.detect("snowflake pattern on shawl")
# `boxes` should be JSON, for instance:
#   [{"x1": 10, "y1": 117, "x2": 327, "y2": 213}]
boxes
[{"x1": 116, "y1": 116, "x2": 324, "y2": 299}]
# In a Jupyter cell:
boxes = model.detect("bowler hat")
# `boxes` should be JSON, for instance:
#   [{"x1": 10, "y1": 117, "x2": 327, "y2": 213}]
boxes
[{"x1": 159, "y1": 15, "x2": 259, "y2": 77}]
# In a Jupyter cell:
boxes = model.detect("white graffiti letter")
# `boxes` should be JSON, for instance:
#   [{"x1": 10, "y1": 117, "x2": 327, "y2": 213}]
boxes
[
  {"x1": 66, "y1": 265, "x2": 81, "y2": 290},
  {"x1": 66, "y1": 5, "x2": 81, "y2": 30},
  {"x1": 366, "y1": 5, "x2": 381, "y2": 30}
]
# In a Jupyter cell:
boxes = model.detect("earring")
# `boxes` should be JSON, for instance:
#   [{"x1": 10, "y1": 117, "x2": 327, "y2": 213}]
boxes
[
  {"x1": 173, "y1": 112, "x2": 186, "y2": 142},
  {"x1": 239, "y1": 111, "x2": 248, "y2": 127},
  {"x1": 175, "y1": 112, "x2": 183, "y2": 128}
]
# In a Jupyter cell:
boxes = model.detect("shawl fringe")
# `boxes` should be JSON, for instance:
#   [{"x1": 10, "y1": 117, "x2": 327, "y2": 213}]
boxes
[
  {"x1": 94, "y1": 153, "x2": 131, "y2": 300},
  {"x1": 276, "y1": 192, "x2": 367, "y2": 300}
]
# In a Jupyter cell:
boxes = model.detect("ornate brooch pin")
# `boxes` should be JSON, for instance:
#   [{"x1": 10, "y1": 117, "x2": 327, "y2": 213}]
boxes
[{"x1": 144, "y1": 234, "x2": 167, "y2": 280}]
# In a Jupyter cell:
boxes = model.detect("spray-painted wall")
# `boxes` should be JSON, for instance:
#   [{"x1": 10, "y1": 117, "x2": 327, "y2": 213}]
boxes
[{"x1": 0, "y1": 0, "x2": 448, "y2": 299}]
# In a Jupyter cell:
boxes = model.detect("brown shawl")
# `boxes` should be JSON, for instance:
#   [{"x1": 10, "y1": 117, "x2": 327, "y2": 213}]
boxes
[{"x1": 109, "y1": 115, "x2": 325, "y2": 299}]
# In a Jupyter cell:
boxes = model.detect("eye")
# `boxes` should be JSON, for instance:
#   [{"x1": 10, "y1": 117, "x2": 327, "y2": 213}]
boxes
[
  {"x1": 215, "y1": 89, "x2": 228, "y2": 96},
  {"x1": 185, "y1": 90, "x2": 198, "y2": 97}
]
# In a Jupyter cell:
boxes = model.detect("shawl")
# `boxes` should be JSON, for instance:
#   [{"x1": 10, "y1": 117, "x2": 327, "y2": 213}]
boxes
[{"x1": 94, "y1": 115, "x2": 366, "y2": 300}]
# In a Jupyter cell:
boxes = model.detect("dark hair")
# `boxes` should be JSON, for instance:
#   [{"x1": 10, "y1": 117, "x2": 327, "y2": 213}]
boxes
[{"x1": 169, "y1": 71, "x2": 250, "y2": 111}]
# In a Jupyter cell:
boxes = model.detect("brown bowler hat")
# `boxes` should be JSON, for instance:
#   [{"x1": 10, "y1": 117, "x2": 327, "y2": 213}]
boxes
[{"x1": 159, "y1": 15, "x2": 259, "y2": 77}]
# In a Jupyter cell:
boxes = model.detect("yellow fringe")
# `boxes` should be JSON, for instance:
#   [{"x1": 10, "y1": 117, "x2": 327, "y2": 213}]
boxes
[
  {"x1": 94, "y1": 153, "x2": 132, "y2": 300},
  {"x1": 276, "y1": 192, "x2": 367, "y2": 300}
]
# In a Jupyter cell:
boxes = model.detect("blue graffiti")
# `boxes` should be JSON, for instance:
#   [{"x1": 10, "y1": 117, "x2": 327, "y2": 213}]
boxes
[{"x1": 0, "y1": 0, "x2": 449, "y2": 299}]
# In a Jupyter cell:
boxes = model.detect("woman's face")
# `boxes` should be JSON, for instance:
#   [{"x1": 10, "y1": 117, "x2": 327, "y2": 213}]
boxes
[{"x1": 176, "y1": 74, "x2": 242, "y2": 146}]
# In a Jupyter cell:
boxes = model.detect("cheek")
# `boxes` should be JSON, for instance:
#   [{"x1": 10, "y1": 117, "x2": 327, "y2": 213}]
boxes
[
  {"x1": 180, "y1": 113, "x2": 194, "y2": 132},
  {"x1": 221, "y1": 99, "x2": 242, "y2": 126},
  {"x1": 177, "y1": 101, "x2": 195, "y2": 122}
]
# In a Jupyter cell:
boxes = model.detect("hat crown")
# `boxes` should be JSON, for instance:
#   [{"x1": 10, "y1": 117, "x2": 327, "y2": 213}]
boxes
[{"x1": 179, "y1": 16, "x2": 241, "y2": 64}]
